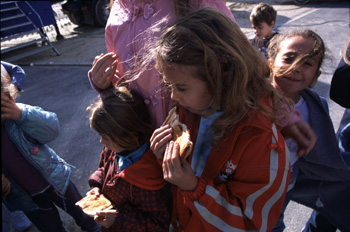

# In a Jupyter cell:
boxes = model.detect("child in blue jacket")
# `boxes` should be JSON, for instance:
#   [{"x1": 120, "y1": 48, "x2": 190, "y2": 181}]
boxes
[
  {"x1": 268, "y1": 29, "x2": 350, "y2": 232},
  {"x1": 1, "y1": 73, "x2": 101, "y2": 232}
]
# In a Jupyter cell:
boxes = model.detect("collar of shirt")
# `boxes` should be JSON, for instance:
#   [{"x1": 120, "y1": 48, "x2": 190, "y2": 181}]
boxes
[
  {"x1": 191, "y1": 109, "x2": 224, "y2": 177},
  {"x1": 116, "y1": 142, "x2": 150, "y2": 171}
]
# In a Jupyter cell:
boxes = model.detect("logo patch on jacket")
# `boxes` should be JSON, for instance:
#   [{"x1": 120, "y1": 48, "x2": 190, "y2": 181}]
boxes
[{"x1": 218, "y1": 160, "x2": 237, "y2": 182}]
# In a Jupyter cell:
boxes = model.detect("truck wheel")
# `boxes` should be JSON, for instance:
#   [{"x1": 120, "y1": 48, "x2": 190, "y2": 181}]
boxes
[{"x1": 93, "y1": 0, "x2": 110, "y2": 27}]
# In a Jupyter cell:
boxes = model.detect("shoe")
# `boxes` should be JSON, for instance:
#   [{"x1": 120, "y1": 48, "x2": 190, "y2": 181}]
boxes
[{"x1": 10, "y1": 211, "x2": 32, "y2": 232}]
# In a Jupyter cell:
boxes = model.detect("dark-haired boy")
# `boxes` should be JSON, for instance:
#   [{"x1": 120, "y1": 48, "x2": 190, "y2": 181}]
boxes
[{"x1": 249, "y1": 3, "x2": 278, "y2": 59}]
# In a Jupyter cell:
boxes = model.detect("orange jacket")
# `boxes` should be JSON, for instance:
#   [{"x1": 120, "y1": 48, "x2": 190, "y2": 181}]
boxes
[{"x1": 172, "y1": 105, "x2": 290, "y2": 232}]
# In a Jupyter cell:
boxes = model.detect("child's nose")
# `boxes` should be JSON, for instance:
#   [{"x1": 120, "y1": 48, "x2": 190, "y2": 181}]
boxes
[
  {"x1": 171, "y1": 90, "x2": 179, "y2": 102},
  {"x1": 293, "y1": 65, "x2": 301, "y2": 73}
]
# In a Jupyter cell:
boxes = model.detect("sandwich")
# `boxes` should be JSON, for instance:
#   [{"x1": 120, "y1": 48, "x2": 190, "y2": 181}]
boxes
[
  {"x1": 75, "y1": 194, "x2": 114, "y2": 216},
  {"x1": 163, "y1": 107, "x2": 193, "y2": 161}
]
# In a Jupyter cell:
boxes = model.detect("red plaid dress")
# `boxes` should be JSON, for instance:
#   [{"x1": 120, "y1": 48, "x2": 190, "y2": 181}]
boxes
[{"x1": 88, "y1": 146, "x2": 172, "y2": 232}]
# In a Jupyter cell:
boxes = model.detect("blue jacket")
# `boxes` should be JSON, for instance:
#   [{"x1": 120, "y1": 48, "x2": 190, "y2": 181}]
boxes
[
  {"x1": 291, "y1": 88, "x2": 350, "y2": 231},
  {"x1": 297, "y1": 88, "x2": 350, "y2": 181},
  {"x1": 2, "y1": 104, "x2": 73, "y2": 211}
]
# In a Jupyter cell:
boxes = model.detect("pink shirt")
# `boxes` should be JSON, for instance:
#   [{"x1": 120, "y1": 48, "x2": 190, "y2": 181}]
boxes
[{"x1": 105, "y1": 0, "x2": 235, "y2": 127}]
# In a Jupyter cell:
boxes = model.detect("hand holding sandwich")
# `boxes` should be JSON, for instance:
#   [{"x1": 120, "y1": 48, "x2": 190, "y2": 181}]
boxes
[
  {"x1": 163, "y1": 141, "x2": 198, "y2": 191},
  {"x1": 151, "y1": 107, "x2": 197, "y2": 191},
  {"x1": 150, "y1": 124, "x2": 173, "y2": 159},
  {"x1": 86, "y1": 187, "x2": 100, "y2": 197},
  {"x1": 94, "y1": 210, "x2": 116, "y2": 228}
]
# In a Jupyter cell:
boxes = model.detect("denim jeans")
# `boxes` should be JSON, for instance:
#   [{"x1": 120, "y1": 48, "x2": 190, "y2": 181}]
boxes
[{"x1": 24, "y1": 180, "x2": 101, "y2": 232}]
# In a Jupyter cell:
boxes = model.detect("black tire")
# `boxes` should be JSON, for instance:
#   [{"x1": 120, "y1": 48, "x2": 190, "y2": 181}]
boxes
[
  {"x1": 293, "y1": 0, "x2": 310, "y2": 5},
  {"x1": 93, "y1": 0, "x2": 110, "y2": 27},
  {"x1": 66, "y1": 12, "x2": 80, "y2": 25}
]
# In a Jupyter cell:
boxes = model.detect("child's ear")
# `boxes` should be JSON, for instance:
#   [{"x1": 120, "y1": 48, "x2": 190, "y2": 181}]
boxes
[{"x1": 270, "y1": 20, "x2": 275, "y2": 28}]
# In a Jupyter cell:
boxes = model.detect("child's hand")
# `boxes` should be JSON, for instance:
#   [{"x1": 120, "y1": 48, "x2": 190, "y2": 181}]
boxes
[
  {"x1": 282, "y1": 120, "x2": 317, "y2": 156},
  {"x1": 150, "y1": 124, "x2": 173, "y2": 159},
  {"x1": 86, "y1": 187, "x2": 100, "y2": 196},
  {"x1": 162, "y1": 141, "x2": 198, "y2": 191},
  {"x1": 89, "y1": 52, "x2": 118, "y2": 90},
  {"x1": 94, "y1": 210, "x2": 117, "y2": 228},
  {"x1": 1, "y1": 92, "x2": 22, "y2": 121}
]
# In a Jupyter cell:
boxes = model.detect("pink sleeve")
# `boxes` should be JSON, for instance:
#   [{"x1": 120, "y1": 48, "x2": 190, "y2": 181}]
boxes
[
  {"x1": 198, "y1": 0, "x2": 235, "y2": 21},
  {"x1": 105, "y1": 24, "x2": 113, "y2": 53},
  {"x1": 277, "y1": 108, "x2": 303, "y2": 131}
]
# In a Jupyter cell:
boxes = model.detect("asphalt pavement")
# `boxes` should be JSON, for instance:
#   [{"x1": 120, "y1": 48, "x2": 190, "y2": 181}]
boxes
[{"x1": 2, "y1": 0, "x2": 348, "y2": 231}]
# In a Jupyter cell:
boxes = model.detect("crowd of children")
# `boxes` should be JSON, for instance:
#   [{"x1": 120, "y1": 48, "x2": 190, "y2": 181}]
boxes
[{"x1": 2, "y1": 1, "x2": 349, "y2": 232}]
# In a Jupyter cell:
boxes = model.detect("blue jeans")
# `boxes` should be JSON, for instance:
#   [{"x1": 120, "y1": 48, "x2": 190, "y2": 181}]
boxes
[
  {"x1": 24, "y1": 180, "x2": 101, "y2": 232},
  {"x1": 2, "y1": 203, "x2": 32, "y2": 232}
]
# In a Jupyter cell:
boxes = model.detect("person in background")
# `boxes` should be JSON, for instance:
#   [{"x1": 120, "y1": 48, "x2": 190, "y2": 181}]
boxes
[
  {"x1": 268, "y1": 29, "x2": 350, "y2": 232},
  {"x1": 85, "y1": 86, "x2": 172, "y2": 231},
  {"x1": 1, "y1": 72, "x2": 101, "y2": 232},
  {"x1": 150, "y1": 8, "x2": 290, "y2": 231},
  {"x1": 249, "y1": 2, "x2": 278, "y2": 59}
]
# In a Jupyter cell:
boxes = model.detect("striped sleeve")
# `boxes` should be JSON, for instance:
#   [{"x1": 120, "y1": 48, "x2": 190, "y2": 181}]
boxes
[{"x1": 182, "y1": 123, "x2": 290, "y2": 231}]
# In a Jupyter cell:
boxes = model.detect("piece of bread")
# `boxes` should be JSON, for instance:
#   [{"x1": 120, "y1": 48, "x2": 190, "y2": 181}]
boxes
[
  {"x1": 75, "y1": 194, "x2": 114, "y2": 216},
  {"x1": 163, "y1": 107, "x2": 193, "y2": 161}
]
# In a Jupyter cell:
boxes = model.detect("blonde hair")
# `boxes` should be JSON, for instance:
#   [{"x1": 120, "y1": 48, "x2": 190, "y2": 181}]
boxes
[
  {"x1": 1, "y1": 72, "x2": 19, "y2": 99},
  {"x1": 87, "y1": 86, "x2": 153, "y2": 151},
  {"x1": 156, "y1": 7, "x2": 287, "y2": 141}
]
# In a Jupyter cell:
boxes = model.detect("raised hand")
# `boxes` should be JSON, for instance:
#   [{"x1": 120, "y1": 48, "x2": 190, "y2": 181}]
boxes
[
  {"x1": 1, "y1": 92, "x2": 22, "y2": 121},
  {"x1": 89, "y1": 52, "x2": 118, "y2": 90},
  {"x1": 281, "y1": 120, "x2": 317, "y2": 156}
]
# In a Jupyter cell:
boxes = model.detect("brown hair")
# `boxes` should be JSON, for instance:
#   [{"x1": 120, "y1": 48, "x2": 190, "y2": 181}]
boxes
[
  {"x1": 249, "y1": 3, "x2": 277, "y2": 26},
  {"x1": 156, "y1": 7, "x2": 288, "y2": 141},
  {"x1": 87, "y1": 86, "x2": 153, "y2": 151}
]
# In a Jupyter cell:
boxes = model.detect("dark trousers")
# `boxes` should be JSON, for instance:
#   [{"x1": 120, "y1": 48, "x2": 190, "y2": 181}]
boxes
[
  {"x1": 24, "y1": 180, "x2": 101, "y2": 232},
  {"x1": 303, "y1": 211, "x2": 337, "y2": 232}
]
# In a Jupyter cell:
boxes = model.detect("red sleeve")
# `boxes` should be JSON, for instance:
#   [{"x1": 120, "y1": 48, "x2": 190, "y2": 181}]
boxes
[{"x1": 88, "y1": 146, "x2": 112, "y2": 189}]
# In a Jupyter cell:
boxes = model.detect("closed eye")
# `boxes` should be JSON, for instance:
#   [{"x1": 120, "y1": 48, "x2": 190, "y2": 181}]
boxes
[{"x1": 176, "y1": 86, "x2": 186, "y2": 92}]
